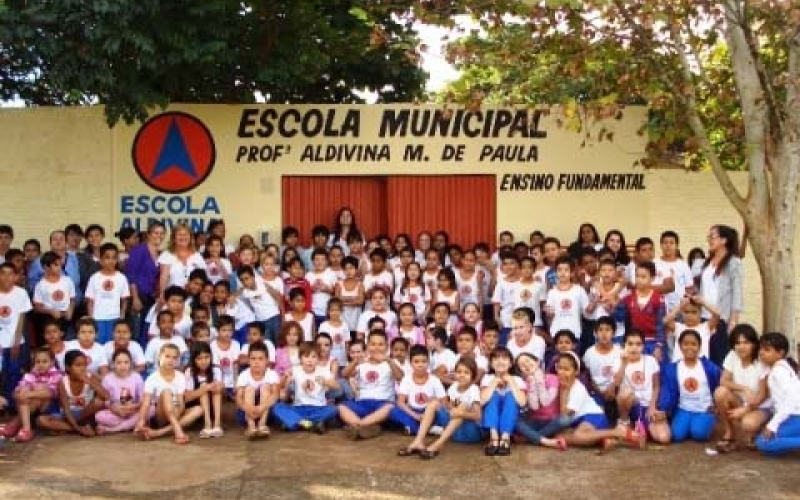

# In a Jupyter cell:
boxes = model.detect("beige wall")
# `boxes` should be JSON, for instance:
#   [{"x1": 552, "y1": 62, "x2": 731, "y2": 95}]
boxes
[{"x1": 0, "y1": 105, "x2": 797, "y2": 330}]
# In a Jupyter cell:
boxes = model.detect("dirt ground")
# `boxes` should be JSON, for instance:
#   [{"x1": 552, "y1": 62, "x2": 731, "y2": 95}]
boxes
[{"x1": 1, "y1": 426, "x2": 799, "y2": 500}]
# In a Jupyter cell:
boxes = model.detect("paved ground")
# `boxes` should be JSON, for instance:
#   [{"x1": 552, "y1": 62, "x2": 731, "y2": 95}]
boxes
[{"x1": 1, "y1": 426, "x2": 798, "y2": 500}]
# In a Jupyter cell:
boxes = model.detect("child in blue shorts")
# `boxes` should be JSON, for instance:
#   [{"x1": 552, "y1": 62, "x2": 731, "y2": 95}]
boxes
[
  {"x1": 389, "y1": 345, "x2": 447, "y2": 434},
  {"x1": 337, "y1": 329, "x2": 403, "y2": 440}
]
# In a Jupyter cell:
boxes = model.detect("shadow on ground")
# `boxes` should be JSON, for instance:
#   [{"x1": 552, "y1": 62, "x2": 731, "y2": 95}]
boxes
[{"x1": 1, "y1": 430, "x2": 798, "y2": 500}]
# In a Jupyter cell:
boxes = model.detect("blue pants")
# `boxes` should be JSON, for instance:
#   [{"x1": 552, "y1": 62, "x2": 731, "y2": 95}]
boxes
[
  {"x1": 516, "y1": 414, "x2": 572, "y2": 445},
  {"x1": 263, "y1": 316, "x2": 281, "y2": 345},
  {"x1": 670, "y1": 408, "x2": 716, "y2": 442},
  {"x1": 435, "y1": 407, "x2": 483, "y2": 443},
  {"x1": 756, "y1": 415, "x2": 800, "y2": 456},
  {"x1": 1, "y1": 343, "x2": 30, "y2": 412},
  {"x1": 272, "y1": 403, "x2": 338, "y2": 430},
  {"x1": 388, "y1": 405, "x2": 446, "y2": 434},
  {"x1": 482, "y1": 391, "x2": 520, "y2": 434},
  {"x1": 341, "y1": 399, "x2": 393, "y2": 419},
  {"x1": 96, "y1": 319, "x2": 116, "y2": 344}
]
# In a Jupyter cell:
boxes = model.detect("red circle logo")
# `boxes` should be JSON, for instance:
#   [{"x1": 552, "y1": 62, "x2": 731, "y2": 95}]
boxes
[
  {"x1": 303, "y1": 379, "x2": 315, "y2": 393},
  {"x1": 520, "y1": 289, "x2": 532, "y2": 301},
  {"x1": 132, "y1": 112, "x2": 216, "y2": 194},
  {"x1": 52, "y1": 290, "x2": 65, "y2": 302},
  {"x1": 0, "y1": 305, "x2": 12, "y2": 318},
  {"x1": 409, "y1": 293, "x2": 419, "y2": 303},
  {"x1": 461, "y1": 285, "x2": 472, "y2": 294},
  {"x1": 102, "y1": 279, "x2": 114, "y2": 292},
  {"x1": 220, "y1": 357, "x2": 231, "y2": 368},
  {"x1": 414, "y1": 392, "x2": 428, "y2": 405},
  {"x1": 631, "y1": 370, "x2": 645, "y2": 385},
  {"x1": 601, "y1": 365, "x2": 613, "y2": 377},
  {"x1": 334, "y1": 333, "x2": 343, "y2": 344},
  {"x1": 683, "y1": 377, "x2": 699, "y2": 393},
  {"x1": 365, "y1": 370, "x2": 379, "y2": 384},
  {"x1": 560, "y1": 298, "x2": 573, "y2": 310}
]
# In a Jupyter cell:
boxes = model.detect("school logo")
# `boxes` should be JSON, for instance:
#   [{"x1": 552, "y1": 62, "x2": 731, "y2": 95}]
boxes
[
  {"x1": 631, "y1": 370, "x2": 645, "y2": 385},
  {"x1": 461, "y1": 285, "x2": 472, "y2": 295},
  {"x1": 560, "y1": 298, "x2": 572, "y2": 310},
  {"x1": 414, "y1": 392, "x2": 428, "y2": 405},
  {"x1": 303, "y1": 379, "x2": 315, "y2": 394},
  {"x1": 220, "y1": 357, "x2": 231, "y2": 369},
  {"x1": 0, "y1": 305, "x2": 11, "y2": 318},
  {"x1": 683, "y1": 377, "x2": 699, "y2": 393},
  {"x1": 520, "y1": 289, "x2": 532, "y2": 301},
  {"x1": 365, "y1": 370, "x2": 379, "y2": 384},
  {"x1": 333, "y1": 333, "x2": 343, "y2": 344},
  {"x1": 52, "y1": 290, "x2": 65, "y2": 302},
  {"x1": 209, "y1": 264, "x2": 219, "y2": 276},
  {"x1": 132, "y1": 112, "x2": 216, "y2": 194},
  {"x1": 409, "y1": 293, "x2": 419, "y2": 303},
  {"x1": 102, "y1": 279, "x2": 114, "y2": 292},
  {"x1": 601, "y1": 365, "x2": 613, "y2": 377}
]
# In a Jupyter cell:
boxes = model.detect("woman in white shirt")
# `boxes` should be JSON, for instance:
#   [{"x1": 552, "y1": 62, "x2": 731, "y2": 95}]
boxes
[{"x1": 157, "y1": 224, "x2": 206, "y2": 298}]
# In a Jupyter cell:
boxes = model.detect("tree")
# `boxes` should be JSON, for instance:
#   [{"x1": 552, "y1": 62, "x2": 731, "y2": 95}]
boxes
[
  {"x1": 0, "y1": 0, "x2": 427, "y2": 125},
  {"x1": 415, "y1": 0, "x2": 799, "y2": 347}
]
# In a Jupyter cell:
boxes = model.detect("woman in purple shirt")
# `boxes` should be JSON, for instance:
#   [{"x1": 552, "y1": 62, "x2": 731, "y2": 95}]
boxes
[{"x1": 125, "y1": 223, "x2": 165, "y2": 344}]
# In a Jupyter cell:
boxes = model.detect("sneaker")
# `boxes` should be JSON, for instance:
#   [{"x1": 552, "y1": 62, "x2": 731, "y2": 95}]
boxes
[
  {"x1": 344, "y1": 426, "x2": 360, "y2": 440},
  {"x1": 358, "y1": 424, "x2": 382, "y2": 440},
  {"x1": 429, "y1": 426, "x2": 444, "y2": 436},
  {"x1": 298, "y1": 420, "x2": 313, "y2": 431}
]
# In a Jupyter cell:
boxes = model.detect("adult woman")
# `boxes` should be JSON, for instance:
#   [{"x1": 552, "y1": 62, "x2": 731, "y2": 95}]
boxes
[
  {"x1": 157, "y1": 223, "x2": 206, "y2": 297},
  {"x1": 83, "y1": 224, "x2": 106, "y2": 263},
  {"x1": 700, "y1": 224, "x2": 743, "y2": 365},
  {"x1": 126, "y1": 222, "x2": 166, "y2": 343},
  {"x1": 567, "y1": 223, "x2": 603, "y2": 260},
  {"x1": 602, "y1": 229, "x2": 631, "y2": 266},
  {"x1": 329, "y1": 207, "x2": 361, "y2": 253}
]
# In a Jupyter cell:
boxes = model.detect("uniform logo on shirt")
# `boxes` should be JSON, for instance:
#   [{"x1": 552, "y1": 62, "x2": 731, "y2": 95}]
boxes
[
  {"x1": 74, "y1": 396, "x2": 87, "y2": 407},
  {"x1": 0, "y1": 305, "x2": 11, "y2": 318},
  {"x1": 683, "y1": 377, "x2": 699, "y2": 393},
  {"x1": 52, "y1": 290, "x2": 65, "y2": 302},
  {"x1": 303, "y1": 379, "x2": 315, "y2": 394},
  {"x1": 520, "y1": 289, "x2": 532, "y2": 301},
  {"x1": 365, "y1": 370, "x2": 379, "y2": 384},
  {"x1": 209, "y1": 264, "x2": 219, "y2": 276},
  {"x1": 333, "y1": 333, "x2": 343, "y2": 344},
  {"x1": 409, "y1": 293, "x2": 419, "y2": 303},
  {"x1": 414, "y1": 392, "x2": 429, "y2": 405},
  {"x1": 631, "y1": 370, "x2": 645, "y2": 386},
  {"x1": 461, "y1": 285, "x2": 472, "y2": 295},
  {"x1": 220, "y1": 357, "x2": 231, "y2": 369},
  {"x1": 132, "y1": 112, "x2": 216, "y2": 194},
  {"x1": 560, "y1": 298, "x2": 572, "y2": 310},
  {"x1": 102, "y1": 279, "x2": 115, "y2": 292},
  {"x1": 601, "y1": 365, "x2": 613, "y2": 377}
]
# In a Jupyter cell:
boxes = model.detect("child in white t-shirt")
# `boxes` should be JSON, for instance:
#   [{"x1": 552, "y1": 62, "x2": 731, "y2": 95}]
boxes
[
  {"x1": 613, "y1": 329, "x2": 661, "y2": 444},
  {"x1": 665, "y1": 295, "x2": 719, "y2": 362},
  {"x1": 66, "y1": 317, "x2": 109, "y2": 377},
  {"x1": 306, "y1": 249, "x2": 337, "y2": 326},
  {"x1": 390, "y1": 345, "x2": 448, "y2": 436},
  {"x1": 545, "y1": 256, "x2": 589, "y2": 340},
  {"x1": 85, "y1": 244, "x2": 130, "y2": 344},
  {"x1": 103, "y1": 320, "x2": 146, "y2": 373},
  {"x1": 338, "y1": 330, "x2": 404, "y2": 440},
  {"x1": 235, "y1": 342, "x2": 279, "y2": 439},
  {"x1": 211, "y1": 315, "x2": 241, "y2": 395},
  {"x1": 582, "y1": 317, "x2": 622, "y2": 420},
  {"x1": 480, "y1": 346, "x2": 527, "y2": 456},
  {"x1": 272, "y1": 342, "x2": 339, "y2": 433},
  {"x1": 33, "y1": 250, "x2": 76, "y2": 331},
  {"x1": 144, "y1": 311, "x2": 189, "y2": 373},
  {"x1": 317, "y1": 298, "x2": 349, "y2": 367}
]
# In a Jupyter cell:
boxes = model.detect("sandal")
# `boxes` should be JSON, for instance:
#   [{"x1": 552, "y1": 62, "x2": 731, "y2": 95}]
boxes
[
  {"x1": 210, "y1": 427, "x2": 225, "y2": 438},
  {"x1": 496, "y1": 438, "x2": 511, "y2": 456},
  {"x1": 174, "y1": 434, "x2": 190, "y2": 445},
  {"x1": 715, "y1": 439, "x2": 737, "y2": 453},
  {"x1": 14, "y1": 429, "x2": 33, "y2": 443},
  {"x1": 624, "y1": 427, "x2": 646, "y2": 450},
  {"x1": 397, "y1": 447, "x2": 422, "y2": 457},
  {"x1": 199, "y1": 428, "x2": 214, "y2": 439},
  {"x1": 419, "y1": 449, "x2": 439, "y2": 460},
  {"x1": 245, "y1": 428, "x2": 258, "y2": 440},
  {"x1": 257, "y1": 426, "x2": 271, "y2": 439},
  {"x1": 1, "y1": 422, "x2": 20, "y2": 438},
  {"x1": 555, "y1": 437, "x2": 568, "y2": 452},
  {"x1": 484, "y1": 439, "x2": 499, "y2": 456}
]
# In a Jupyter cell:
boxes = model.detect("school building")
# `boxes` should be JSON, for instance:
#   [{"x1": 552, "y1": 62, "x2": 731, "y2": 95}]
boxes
[{"x1": 0, "y1": 104, "x2": 798, "y2": 329}]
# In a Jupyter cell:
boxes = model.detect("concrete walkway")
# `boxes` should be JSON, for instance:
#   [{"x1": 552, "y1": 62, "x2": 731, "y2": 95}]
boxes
[{"x1": 0, "y1": 430, "x2": 798, "y2": 499}]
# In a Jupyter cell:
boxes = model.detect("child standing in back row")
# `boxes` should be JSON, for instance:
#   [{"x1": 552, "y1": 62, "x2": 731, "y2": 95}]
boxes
[{"x1": 85, "y1": 243, "x2": 130, "y2": 344}]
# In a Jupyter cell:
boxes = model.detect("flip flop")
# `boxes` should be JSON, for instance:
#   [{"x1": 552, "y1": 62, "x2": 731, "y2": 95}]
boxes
[
  {"x1": 397, "y1": 447, "x2": 422, "y2": 457},
  {"x1": 555, "y1": 437, "x2": 568, "y2": 452},
  {"x1": 245, "y1": 428, "x2": 258, "y2": 440},
  {"x1": 715, "y1": 439, "x2": 736, "y2": 453},
  {"x1": 257, "y1": 427, "x2": 271, "y2": 439},
  {"x1": 624, "y1": 427, "x2": 646, "y2": 450},
  {"x1": 419, "y1": 449, "x2": 439, "y2": 460}
]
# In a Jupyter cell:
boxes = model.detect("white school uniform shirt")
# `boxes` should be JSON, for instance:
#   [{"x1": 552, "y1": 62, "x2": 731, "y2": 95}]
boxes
[
  {"x1": 455, "y1": 352, "x2": 488, "y2": 373},
  {"x1": 65, "y1": 340, "x2": 108, "y2": 375},
  {"x1": 398, "y1": 374, "x2": 446, "y2": 411},
  {"x1": 478, "y1": 264, "x2": 493, "y2": 304},
  {"x1": 764, "y1": 359, "x2": 800, "y2": 433},
  {"x1": 455, "y1": 270, "x2": 482, "y2": 308},
  {"x1": 677, "y1": 360, "x2": 713, "y2": 413},
  {"x1": 158, "y1": 251, "x2": 206, "y2": 288},
  {"x1": 480, "y1": 374, "x2": 527, "y2": 395},
  {"x1": 507, "y1": 335, "x2": 546, "y2": 364},
  {"x1": 491, "y1": 277, "x2": 518, "y2": 328},
  {"x1": 306, "y1": 269, "x2": 337, "y2": 316},
  {"x1": 292, "y1": 365, "x2": 332, "y2": 406},
  {"x1": 613, "y1": 355, "x2": 660, "y2": 407},
  {"x1": 393, "y1": 284, "x2": 431, "y2": 319},
  {"x1": 144, "y1": 336, "x2": 189, "y2": 367},
  {"x1": 722, "y1": 352, "x2": 771, "y2": 408},
  {"x1": 363, "y1": 270, "x2": 395, "y2": 310},
  {"x1": 512, "y1": 280, "x2": 545, "y2": 327},
  {"x1": 85, "y1": 271, "x2": 130, "y2": 320},
  {"x1": 355, "y1": 360, "x2": 395, "y2": 401},
  {"x1": 241, "y1": 277, "x2": 282, "y2": 321},
  {"x1": 582, "y1": 344, "x2": 622, "y2": 392},
  {"x1": 448, "y1": 383, "x2": 481, "y2": 408},
  {"x1": 104, "y1": 340, "x2": 146, "y2": 367},
  {"x1": 656, "y1": 258, "x2": 693, "y2": 312},
  {"x1": 144, "y1": 370, "x2": 186, "y2": 406},
  {"x1": 318, "y1": 320, "x2": 349, "y2": 366},
  {"x1": 356, "y1": 309, "x2": 397, "y2": 333},
  {"x1": 422, "y1": 269, "x2": 440, "y2": 296},
  {"x1": 284, "y1": 312, "x2": 315, "y2": 342},
  {"x1": 338, "y1": 279, "x2": 362, "y2": 332},
  {"x1": 429, "y1": 348, "x2": 457, "y2": 374},
  {"x1": 236, "y1": 367, "x2": 279, "y2": 390},
  {"x1": 184, "y1": 366, "x2": 223, "y2": 391},
  {"x1": 211, "y1": 339, "x2": 241, "y2": 388},
  {"x1": 239, "y1": 339, "x2": 277, "y2": 364},
  {"x1": 0, "y1": 285, "x2": 32, "y2": 348},
  {"x1": 33, "y1": 276, "x2": 76, "y2": 312},
  {"x1": 146, "y1": 310, "x2": 192, "y2": 339},
  {"x1": 545, "y1": 285, "x2": 589, "y2": 336},
  {"x1": 671, "y1": 322, "x2": 712, "y2": 362},
  {"x1": 566, "y1": 380, "x2": 604, "y2": 421},
  {"x1": 204, "y1": 258, "x2": 232, "y2": 285}
]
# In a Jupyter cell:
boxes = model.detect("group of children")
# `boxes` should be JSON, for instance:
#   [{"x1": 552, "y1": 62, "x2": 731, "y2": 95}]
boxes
[{"x1": 1, "y1": 222, "x2": 799, "y2": 459}]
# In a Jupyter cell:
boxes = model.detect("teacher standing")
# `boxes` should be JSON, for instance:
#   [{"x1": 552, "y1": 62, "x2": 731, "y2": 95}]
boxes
[{"x1": 125, "y1": 222, "x2": 165, "y2": 343}]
